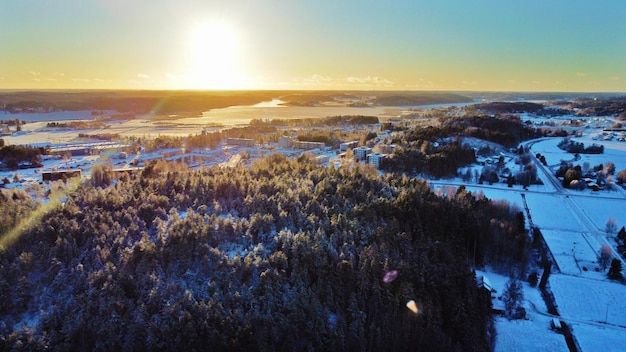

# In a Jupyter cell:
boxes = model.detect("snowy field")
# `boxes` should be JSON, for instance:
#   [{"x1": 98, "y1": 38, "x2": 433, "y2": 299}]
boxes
[
  {"x1": 524, "y1": 193, "x2": 583, "y2": 231},
  {"x1": 494, "y1": 316, "x2": 569, "y2": 352},
  {"x1": 530, "y1": 138, "x2": 575, "y2": 165},
  {"x1": 531, "y1": 136, "x2": 626, "y2": 183},
  {"x1": 5, "y1": 122, "x2": 84, "y2": 145},
  {"x1": 570, "y1": 197, "x2": 626, "y2": 233},
  {"x1": 550, "y1": 274, "x2": 626, "y2": 326},
  {"x1": 541, "y1": 229, "x2": 601, "y2": 276},
  {"x1": 569, "y1": 322, "x2": 626, "y2": 352},
  {"x1": 575, "y1": 135, "x2": 626, "y2": 173},
  {"x1": 462, "y1": 186, "x2": 524, "y2": 207}
]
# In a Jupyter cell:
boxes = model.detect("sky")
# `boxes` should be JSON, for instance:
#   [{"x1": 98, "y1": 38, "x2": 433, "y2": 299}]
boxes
[{"x1": 1, "y1": 0, "x2": 625, "y2": 91}]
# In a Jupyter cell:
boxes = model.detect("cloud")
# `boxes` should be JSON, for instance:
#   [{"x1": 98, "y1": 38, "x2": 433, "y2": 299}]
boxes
[
  {"x1": 304, "y1": 74, "x2": 334, "y2": 85},
  {"x1": 29, "y1": 71, "x2": 41, "y2": 76},
  {"x1": 288, "y1": 74, "x2": 395, "y2": 88},
  {"x1": 137, "y1": 73, "x2": 151, "y2": 80},
  {"x1": 71, "y1": 78, "x2": 91, "y2": 83},
  {"x1": 576, "y1": 71, "x2": 587, "y2": 77},
  {"x1": 346, "y1": 76, "x2": 394, "y2": 86},
  {"x1": 298, "y1": 74, "x2": 394, "y2": 88}
]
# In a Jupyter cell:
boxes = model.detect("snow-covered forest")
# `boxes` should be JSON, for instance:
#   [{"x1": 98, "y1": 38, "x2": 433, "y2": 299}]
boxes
[{"x1": 0, "y1": 154, "x2": 527, "y2": 350}]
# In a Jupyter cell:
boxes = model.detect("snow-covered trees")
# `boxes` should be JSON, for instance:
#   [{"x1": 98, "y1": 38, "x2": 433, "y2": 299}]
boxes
[
  {"x1": 502, "y1": 277, "x2": 525, "y2": 319},
  {"x1": 0, "y1": 156, "x2": 530, "y2": 350},
  {"x1": 90, "y1": 163, "x2": 114, "y2": 188}
]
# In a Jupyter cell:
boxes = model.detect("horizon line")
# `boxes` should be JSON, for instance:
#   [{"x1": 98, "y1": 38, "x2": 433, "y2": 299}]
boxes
[{"x1": 0, "y1": 88, "x2": 625, "y2": 95}]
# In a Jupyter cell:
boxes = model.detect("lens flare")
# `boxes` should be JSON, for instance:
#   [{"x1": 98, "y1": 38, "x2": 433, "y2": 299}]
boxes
[
  {"x1": 383, "y1": 270, "x2": 398, "y2": 283},
  {"x1": 0, "y1": 178, "x2": 81, "y2": 250},
  {"x1": 406, "y1": 300, "x2": 419, "y2": 314}
]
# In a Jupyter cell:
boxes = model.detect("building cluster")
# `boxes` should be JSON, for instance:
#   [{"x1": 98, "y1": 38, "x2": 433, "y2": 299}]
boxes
[
  {"x1": 226, "y1": 138, "x2": 255, "y2": 147},
  {"x1": 31, "y1": 126, "x2": 394, "y2": 185},
  {"x1": 229, "y1": 136, "x2": 389, "y2": 168},
  {"x1": 277, "y1": 136, "x2": 326, "y2": 151},
  {"x1": 353, "y1": 146, "x2": 386, "y2": 169},
  {"x1": 44, "y1": 141, "x2": 129, "y2": 157}
]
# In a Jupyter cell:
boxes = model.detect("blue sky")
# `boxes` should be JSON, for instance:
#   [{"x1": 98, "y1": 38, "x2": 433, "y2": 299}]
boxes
[{"x1": 1, "y1": 0, "x2": 624, "y2": 91}]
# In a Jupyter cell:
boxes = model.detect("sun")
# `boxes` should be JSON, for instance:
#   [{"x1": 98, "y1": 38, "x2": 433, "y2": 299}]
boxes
[{"x1": 187, "y1": 21, "x2": 245, "y2": 90}]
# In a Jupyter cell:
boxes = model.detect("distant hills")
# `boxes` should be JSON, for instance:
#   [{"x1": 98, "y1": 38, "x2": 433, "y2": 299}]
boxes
[
  {"x1": 0, "y1": 90, "x2": 281, "y2": 115},
  {"x1": 278, "y1": 91, "x2": 474, "y2": 107},
  {"x1": 1, "y1": 90, "x2": 624, "y2": 117},
  {"x1": 0, "y1": 90, "x2": 476, "y2": 115}
]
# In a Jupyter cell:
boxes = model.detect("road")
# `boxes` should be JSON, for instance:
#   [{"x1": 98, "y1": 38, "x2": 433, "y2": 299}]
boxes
[
  {"x1": 526, "y1": 139, "x2": 626, "y2": 261},
  {"x1": 432, "y1": 137, "x2": 626, "y2": 351}
]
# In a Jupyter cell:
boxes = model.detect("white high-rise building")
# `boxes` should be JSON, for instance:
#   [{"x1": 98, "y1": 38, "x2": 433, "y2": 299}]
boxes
[
  {"x1": 367, "y1": 153, "x2": 384, "y2": 169},
  {"x1": 354, "y1": 146, "x2": 372, "y2": 161},
  {"x1": 278, "y1": 136, "x2": 293, "y2": 148}
]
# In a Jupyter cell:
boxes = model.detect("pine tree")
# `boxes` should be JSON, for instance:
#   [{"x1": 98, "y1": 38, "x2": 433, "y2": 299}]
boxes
[
  {"x1": 608, "y1": 259, "x2": 623, "y2": 280},
  {"x1": 502, "y1": 277, "x2": 525, "y2": 319},
  {"x1": 617, "y1": 226, "x2": 626, "y2": 244}
]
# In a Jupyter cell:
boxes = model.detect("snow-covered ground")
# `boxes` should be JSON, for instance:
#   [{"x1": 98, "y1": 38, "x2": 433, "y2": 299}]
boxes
[
  {"x1": 570, "y1": 197, "x2": 626, "y2": 232},
  {"x1": 475, "y1": 270, "x2": 569, "y2": 352},
  {"x1": 453, "y1": 130, "x2": 626, "y2": 351},
  {"x1": 463, "y1": 186, "x2": 524, "y2": 206},
  {"x1": 4, "y1": 106, "x2": 626, "y2": 351},
  {"x1": 540, "y1": 229, "x2": 599, "y2": 276},
  {"x1": 550, "y1": 274, "x2": 626, "y2": 327},
  {"x1": 569, "y1": 322, "x2": 626, "y2": 352},
  {"x1": 494, "y1": 316, "x2": 569, "y2": 352},
  {"x1": 531, "y1": 134, "x2": 626, "y2": 181},
  {"x1": 524, "y1": 193, "x2": 583, "y2": 231}
]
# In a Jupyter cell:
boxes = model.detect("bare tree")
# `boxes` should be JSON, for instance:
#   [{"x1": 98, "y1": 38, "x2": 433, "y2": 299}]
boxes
[
  {"x1": 606, "y1": 217, "x2": 618, "y2": 236},
  {"x1": 598, "y1": 244, "x2": 613, "y2": 271},
  {"x1": 606, "y1": 175, "x2": 616, "y2": 191},
  {"x1": 604, "y1": 161, "x2": 616, "y2": 176},
  {"x1": 617, "y1": 169, "x2": 626, "y2": 184}
]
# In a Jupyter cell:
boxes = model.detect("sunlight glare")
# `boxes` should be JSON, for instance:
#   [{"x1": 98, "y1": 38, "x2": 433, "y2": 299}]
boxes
[{"x1": 187, "y1": 21, "x2": 245, "y2": 89}]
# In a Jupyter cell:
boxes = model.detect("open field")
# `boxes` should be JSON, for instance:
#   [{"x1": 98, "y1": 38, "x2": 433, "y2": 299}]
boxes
[{"x1": 550, "y1": 274, "x2": 626, "y2": 326}]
